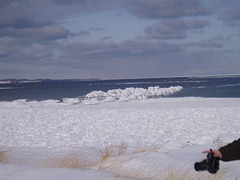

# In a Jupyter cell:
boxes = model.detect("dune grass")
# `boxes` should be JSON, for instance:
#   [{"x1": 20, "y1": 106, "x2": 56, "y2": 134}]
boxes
[
  {"x1": 97, "y1": 143, "x2": 232, "y2": 180},
  {"x1": 35, "y1": 152, "x2": 98, "y2": 169},
  {"x1": 99, "y1": 142, "x2": 128, "y2": 163},
  {"x1": 133, "y1": 144, "x2": 161, "y2": 155},
  {"x1": 0, "y1": 150, "x2": 8, "y2": 164},
  {"x1": 0, "y1": 144, "x2": 236, "y2": 180}
]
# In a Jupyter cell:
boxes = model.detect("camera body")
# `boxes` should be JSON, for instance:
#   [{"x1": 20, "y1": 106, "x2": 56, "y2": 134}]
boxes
[{"x1": 194, "y1": 149, "x2": 220, "y2": 174}]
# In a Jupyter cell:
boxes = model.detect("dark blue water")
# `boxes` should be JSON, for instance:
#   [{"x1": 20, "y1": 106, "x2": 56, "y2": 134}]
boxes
[{"x1": 0, "y1": 75, "x2": 240, "y2": 101}]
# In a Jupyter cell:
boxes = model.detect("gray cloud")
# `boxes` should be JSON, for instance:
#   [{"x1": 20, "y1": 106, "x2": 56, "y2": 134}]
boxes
[
  {"x1": 77, "y1": 27, "x2": 104, "y2": 37},
  {"x1": 219, "y1": 2, "x2": 240, "y2": 26},
  {"x1": 145, "y1": 19, "x2": 210, "y2": 39},
  {"x1": 100, "y1": 36, "x2": 113, "y2": 41},
  {"x1": 122, "y1": 0, "x2": 213, "y2": 19},
  {"x1": 190, "y1": 36, "x2": 225, "y2": 49},
  {"x1": 0, "y1": 1, "x2": 47, "y2": 28},
  {"x1": 0, "y1": 36, "x2": 239, "y2": 78},
  {"x1": 0, "y1": 25, "x2": 70, "y2": 42},
  {"x1": 58, "y1": 39, "x2": 182, "y2": 62},
  {"x1": 55, "y1": 0, "x2": 108, "y2": 6},
  {"x1": 0, "y1": 0, "x2": 71, "y2": 42},
  {"x1": 53, "y1": 0, "x2": 115, "y2": 15},
  {"x1": 0, "y1": 0, "x2": 239, "y2": 79},
  {"x1": 0, "y1": 15, "x2": 52, "y2": 29}
]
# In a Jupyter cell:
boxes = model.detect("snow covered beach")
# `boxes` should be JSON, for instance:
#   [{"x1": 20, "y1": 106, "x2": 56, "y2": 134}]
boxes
[{"x1": 1, "y1": 95, "x2": 240, "y2": 179}]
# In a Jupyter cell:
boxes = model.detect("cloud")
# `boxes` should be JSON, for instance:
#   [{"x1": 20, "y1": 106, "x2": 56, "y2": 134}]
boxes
[
  {"x1": 0, "y1": 1, "x2": 49, "y2": 28},
  {"x1": 145, "y1": 19, "x2": 209, "y2": 39},
  {"x1": 0, "y1": 25, "x2": 70, "y2": 42},
  {"x1": 190, "y1": 36, "x2": 225, "y2": 48},
  {"x1": 51, "y1": 39, "x2": 185, "y2": 78},
  {"x1": 0, "y1": 45, "x2": 14, "y2": 58},
  {"x1": 0, "y1": 0, "x2": 239, "y2": 79},
  {"x1": 0, "y1": 36, "x2": 238, "y2": 78},
  {"x1": 219, "y1": 2, "x2": 240, "y2": 26},
  {"x1": 53, "y1": 0, "x2": 115, "y2": 13},
  {"x1": 58, "y1": 39, "x2": 182, "y2": 62},
  {"x1": 77, "y1": 27, "x2": 103, "y2": 37},
  {"x1": 0, "y1": 0, "x2": 71, "y2": 43},
  {"x1": 122, "y1": 0, "x2": 213, "y2": 19},
  {"x1": 100, "y1": 36, "x2": 113, "y2": 41},
  {"x1": 0, "y1": 15, "x2": 52, "y2": 29},
  {"x1": 55, "y1": 0, "x2": 106, "y2": 6}
]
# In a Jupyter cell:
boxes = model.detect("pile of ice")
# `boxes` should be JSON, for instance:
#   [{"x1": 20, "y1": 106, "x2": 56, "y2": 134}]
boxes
[
  {"x1": 0, "y1": 86, "x2": 183, "y2": 106},
  {"x1": 82, "y1": 86, "x2": 183, "y2": 105}
]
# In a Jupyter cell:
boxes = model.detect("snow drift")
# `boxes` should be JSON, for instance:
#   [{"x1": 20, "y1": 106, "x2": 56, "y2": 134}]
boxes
[{"x1": 1, "y1": 97, "x2": 240, "y2": 179}]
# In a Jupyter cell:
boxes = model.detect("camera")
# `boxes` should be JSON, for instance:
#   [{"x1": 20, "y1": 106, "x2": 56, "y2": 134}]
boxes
[{"x1": 194, "y1": 149, "x2": 220, "y2": 174}]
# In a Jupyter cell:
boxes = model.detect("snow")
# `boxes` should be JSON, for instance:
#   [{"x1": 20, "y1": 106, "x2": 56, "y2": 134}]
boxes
[
  {"x1": 0, "y1": 80, "x2": 11, "y2": 84},
  {"x1": 1, "y1": 97, "x2": 240, "y2": 179}
]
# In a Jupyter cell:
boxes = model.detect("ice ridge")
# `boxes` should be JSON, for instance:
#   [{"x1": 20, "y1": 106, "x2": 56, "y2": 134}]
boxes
[{"x1": 82, "y1": 86, "x2": 183, "y2": 104}]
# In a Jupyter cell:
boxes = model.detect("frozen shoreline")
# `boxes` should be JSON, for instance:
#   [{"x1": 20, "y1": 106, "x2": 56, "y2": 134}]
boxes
[
  {"x1": 1, "y1": 97, "x2": 240, "y2": 148},
  {"x1": 1, "y1": 97, "x2": 240, "y2": 179}
]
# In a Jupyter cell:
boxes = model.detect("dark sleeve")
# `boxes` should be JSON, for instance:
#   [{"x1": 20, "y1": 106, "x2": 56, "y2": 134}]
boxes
[{"x1": 219, "y1": 138, "x2": 240, "y2": 161}]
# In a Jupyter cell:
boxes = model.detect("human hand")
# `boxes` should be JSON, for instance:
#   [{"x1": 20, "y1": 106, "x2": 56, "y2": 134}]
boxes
[{"x1": 202, "y1": 149, "x2": 222, "y2": 159}]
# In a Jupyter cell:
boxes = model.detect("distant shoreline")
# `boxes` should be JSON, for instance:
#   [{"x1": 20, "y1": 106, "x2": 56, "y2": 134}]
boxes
[{"x1": 0, "y1": 74, "x2": 239, "y2": 84}]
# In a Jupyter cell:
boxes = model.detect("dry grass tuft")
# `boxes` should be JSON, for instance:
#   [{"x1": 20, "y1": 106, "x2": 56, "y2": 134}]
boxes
[
  {"x1": 59, "y1": 153, "x2": 83, "y2": 168},
  {"x1": 36, "y1": 152, "x2": 97, "y2": 169},
  {"x1": 162, "y1": 168, "x2": 193, "y2": 180},
  {"x1": 133, "y1": 144, "x2": 160, "y2": 155},
  {"x1": 0, "y1": 150, "x2": 8, "y2": 164},
  {"x1": 99, "y1": 142, "x2": 128, "y2": 163},
  {"x1": 98, "y1": 142, "x2": 130, "y2": 171}
]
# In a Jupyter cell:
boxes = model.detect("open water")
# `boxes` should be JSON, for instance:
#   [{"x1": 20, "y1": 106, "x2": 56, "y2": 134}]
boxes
[{"x1": 0, "y1": 75, "x2": 240, "y2": 101}]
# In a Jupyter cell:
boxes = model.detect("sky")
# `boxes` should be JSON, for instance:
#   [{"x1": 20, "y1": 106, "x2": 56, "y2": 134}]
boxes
[{"x1": 0, "y1": 0, "x2": 240, "y2": 79}]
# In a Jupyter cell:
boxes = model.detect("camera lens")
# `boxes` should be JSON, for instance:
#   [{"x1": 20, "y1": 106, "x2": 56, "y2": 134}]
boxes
[{"x1": 194, "y1": 162, "x2": 206, "y2": 171}]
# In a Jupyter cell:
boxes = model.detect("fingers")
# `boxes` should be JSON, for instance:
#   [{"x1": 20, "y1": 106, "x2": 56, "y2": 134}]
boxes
[
  {"x1": 202, "y1": 150, "x2": 211, "y2": 154},
  {"x1": 202, "y1": 150, "x2": 222, "y2": 159},
  {"x1": 213, "y1": 151, "x2": 222, "y2": 159}
]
